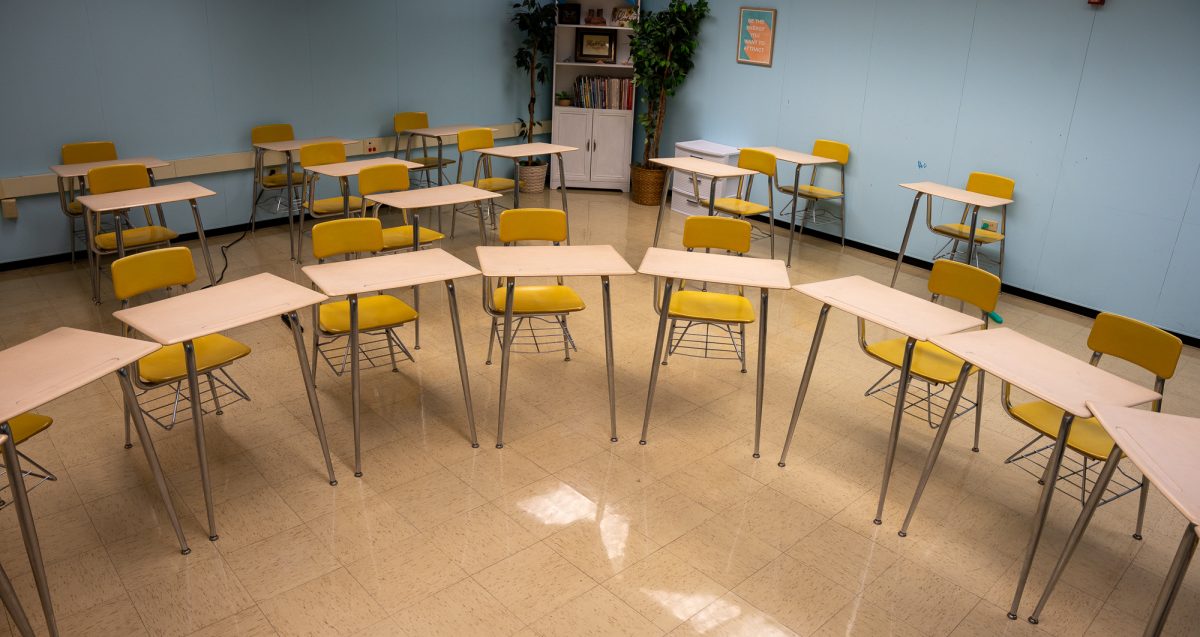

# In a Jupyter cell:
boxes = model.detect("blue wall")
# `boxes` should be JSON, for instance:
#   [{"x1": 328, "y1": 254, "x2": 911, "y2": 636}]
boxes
[
  {"x1": 649, "y1": 0, "x2": 1200, "y2": 338},
  {"x1": 0, "y1": 0, "x2": 533, "y2": 263}
]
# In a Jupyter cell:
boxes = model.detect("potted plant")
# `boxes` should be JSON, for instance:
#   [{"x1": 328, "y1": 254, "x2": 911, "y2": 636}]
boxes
[
  {"x1": 512, "y1": 0, "x2": 557, "y2": 193},
  {"x1": 556, "y1": 90, "x2": 574, "y2": 107},
  {"x1": 628, "y1": 0, "x2": 710, "y2": 205}
]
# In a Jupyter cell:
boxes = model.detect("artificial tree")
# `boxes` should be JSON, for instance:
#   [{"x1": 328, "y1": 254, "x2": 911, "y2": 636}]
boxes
[{"x1": 512, "y1": 0, "x2": 558, "y2": 193}]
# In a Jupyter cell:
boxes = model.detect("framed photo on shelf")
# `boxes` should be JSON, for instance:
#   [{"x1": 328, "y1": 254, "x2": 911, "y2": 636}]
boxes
[
  {"x1": 558, "y1": 3, "x2": 581, "y2": 25},
  {"x1": 574, "y1": 28, "x2": 617, "y2": 64},
  {"x1": 611, "y1": 6, "x2": 638, "y2": 27},
  {"x1": 736, "y1": 7, "x2": 777, "y2": 67}
]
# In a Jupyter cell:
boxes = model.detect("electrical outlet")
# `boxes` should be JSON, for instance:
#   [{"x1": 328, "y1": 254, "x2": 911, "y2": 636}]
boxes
[
  {"x1": 980, "y1": 219, "x2": 996, "y2": 232},
  {"x1": 1, "y1": 198, "x2": 16, "y2": 220},
  {"x1": 364, "y1": 139, "x2": 379, "y2": 154}
]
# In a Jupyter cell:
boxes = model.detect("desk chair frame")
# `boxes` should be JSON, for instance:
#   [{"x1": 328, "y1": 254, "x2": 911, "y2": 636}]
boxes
[
  {"x1": 691, "y1": 149, "x2": 777, "y2": 258},
  {"x1": 58, "y1": 142, "x2": 119, "y2": 265},
  {"x1": 0, "y1": 415, "x2": 57, "y2": 510},
  {"x1": 393, "y1": 112, "x2": 456, "y2": 188},
  {"x1": 249, "y1": 124, "x2": 304, "y2": 234},
  {"x1": 778, "y1": 140, "x2": 850, "y2": 264},
  {"x1": 926, "y1": 172, "x2": 1013, "y2": 278},
  {"x1": 453, "y1": 129, "x2": 513, "y2": 241}
]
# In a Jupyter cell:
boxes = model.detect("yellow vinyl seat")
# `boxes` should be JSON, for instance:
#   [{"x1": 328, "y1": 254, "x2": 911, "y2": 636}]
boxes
[
  {"x1": 0, "y1": 412, "x2": 57, "y2": 504},
  {"x1": 484, "y1": 208, "x2": 582, "y2": 364},
  {"x1": 776, "y1": 139, "x2": 850, "y2": 258},
  {"x1": 928, "y1": 171, "x2": 1014, "y2": 277},
  {"x1": 6, "y1": 413, "x2": 52, "y2": 445},
  {"x1": 860, "y1": 259, "x2": 1001, "y2": 450},
  {"x1": 261, "y1": 172, "x2": 306, "y2": 189},
  {"x1": 668, "y1": 290, "x2": 754, "y2": 324},
  {"x1": 66, "y1": 200, "x2": 84, "y2": 215},
  {"x1": 1003, "y1": 312, "x2": 1182, "y2": 539},
  {"x1": 779, "y1": 183, "x2": 842, "y2": 199},
  {"x1": 393, "y1": 112, "x2": 455, "y2": 187},
  {"x1": 694, "y1": 148, "x2": 778, "y2": 258},
  {"x1": 453, "y1": 128, "x2": 515, "y2": 240},
  {"x1": 930, "y1": 223, "x2": 1004, "y2": 244},
  {"x1": 85, "y1": 163, "x2": 177, "y2": 303},
  {"x1": 708, "y1": 198, "x2": 770, "y2": 217},
  {"x1": 319, "y1": 295, "x2": 419, "y2": 334},
  {"x1": 381, "y1": 226, "x2": 446, "y2": 250},
  {"x1": 94, "y1": 225, "x2": 178, "y2": 251},
  {"x1": 358, "y1": 163, "x2": 446, "y2": 254},
  {"x1": 111, "y1": 246, "x2": 253, "y2": 435},
  {"x1": 465, "y1": 176, "x2": 517, "y2": 192},
  {"x1": 310, "y1": 195, "x2": 364, "y2": 215}
]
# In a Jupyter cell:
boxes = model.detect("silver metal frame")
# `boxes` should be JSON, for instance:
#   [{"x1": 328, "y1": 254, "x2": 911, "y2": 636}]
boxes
[
  {"x1": 690, "y1": 171, "x2": 776, "y2": 259},
  {"x1": 652, "y1": 167, "x2": 720, "y2": 249},
  {"x1": 777, "y1": 159, "x2": 847, "y2": 267},
  {"x1": 395, "y1": 130, "x2": 455, "y2": 189}
]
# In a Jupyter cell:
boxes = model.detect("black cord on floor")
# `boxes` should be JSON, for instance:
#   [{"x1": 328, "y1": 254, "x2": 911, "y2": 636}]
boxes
[{"x1": 200, "y1": 229, "x2": 248, "y2": 289}]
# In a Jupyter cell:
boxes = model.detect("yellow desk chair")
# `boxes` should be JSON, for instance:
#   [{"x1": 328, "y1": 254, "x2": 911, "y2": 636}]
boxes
[
  {"x1": 58, "y1": 141, "x2": 118, "y2": 264},
  {"x1": 659, "y1": 216, "x2": 756, "y2": 373},
  {"x1": 778, "y1": 140, "x2": 850, "y2": 260},
  {"x1": 927, "y1": 171, "x2": 1014, "y2": 279},
  {"x1": 297, "y1": 141, "x2": 364, "y2": 261},
  {"x1": 392, "y1": 112, "x2": 456, "y2": 187},
  {"x1": 111, "y1": 247, "x2": 252, "y2": 439},
  {"x1": 453, "y1": 127, "x2": 516, "y2": 240},
  {"x1": 249, "y1": 123, "x2": 305, "y2": 232},
  {"x1": 1003, "y1": 312, "x2": 1182, "y2": 540},
  {"x1": 483, "y1": 208, "x2": 584, "y2": 365},
  {"x1": 85, "y1": 163, "x2": 179, "y2": 304},
  {"x1": 0, "y1": 412, "x2": 57, "y2": 508},
  {"x1": 694, "y1": 148, "x2": 778, "y2": 258},
  {"x1": 309, "y1": 218, "x2": 417, "y2": 378},
  {"x1": 861, "y1": 259, "x2": 1002, "y2": 453}
]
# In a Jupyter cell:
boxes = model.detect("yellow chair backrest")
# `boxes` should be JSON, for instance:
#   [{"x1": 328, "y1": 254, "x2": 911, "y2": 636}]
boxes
[
  {"x1": 738, "y1": 148, "x2": 776, "y2": 177},
  {"x1": 393, "y1": 112, "x2": 430, "y2": 133},
  {"x1": 683, "y1": 216, "x2": 752, "y2": 254},
  {"x1": 811, "y1": 139, "x2": 850, "y2": 165},
  {"x1": 251, "y1": 124, "x2": 294, "y2": 145},
  {"x1": 458, "y1": 128, "x2": 495, "y2": 153},
  {"x1": 62, "y1": 141, "x2": 117, "y2": 165},
  {"x1": 1087, "y1": 312, "x2": 1182, "y2": 380},
  {"x1": 498, "y1": 208, "x2": 567, "y2": 244},
  {"x1": 300, "y1": 141, "x2": 346, "y2": 168},
  {"x1": 87, "y1": 164, "x2": 150, "y2": 194},
  {"x1": 927, "y1": 259, "x2": 1000, "y2": 313},
  {"x1": 965, "y1": 172, "x2": 1015, "y2": 200},
  {"x1": 359, "y1": 164, "x2": 410, "y2": 196},
  {"x1": 112, "y1": 247, "x2": 195, "y2": 300},
  {"x1": 312, "y1": 218, "x2": 383, "y2": 260}
]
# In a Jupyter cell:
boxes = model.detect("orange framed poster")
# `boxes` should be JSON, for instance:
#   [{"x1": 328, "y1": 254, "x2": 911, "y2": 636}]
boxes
[{"x1": 736, "y1": 7, "x2": 777, "y2": 67}]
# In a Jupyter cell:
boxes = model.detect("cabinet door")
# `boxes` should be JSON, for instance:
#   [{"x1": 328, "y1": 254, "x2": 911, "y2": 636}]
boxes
[
  {"x1": 551, "y1": 108, "x2": 592, "y2": 186},
  {"x1": 589, "y1": 111, "x2": 633, "y2": 183}
]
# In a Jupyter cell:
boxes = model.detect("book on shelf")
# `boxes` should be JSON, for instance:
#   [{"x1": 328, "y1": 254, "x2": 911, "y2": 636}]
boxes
[{"x1": 568, "y1": 76, "x2": 635, "y2": 110}]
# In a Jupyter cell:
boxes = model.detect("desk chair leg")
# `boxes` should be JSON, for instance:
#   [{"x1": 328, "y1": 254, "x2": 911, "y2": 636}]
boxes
[
  {"x1": 189, "y1": 200, "x2": 216, "y2": 287},
  {"x1": 496, "y1": 278, "x2": 516, "y2": 449},
  {"x1": 349, "y1": 295, "x2": 362, "y2": 477},
  {"x1": 444, "y1": 281, "x2": 479, "y2": 448},
  {"x1": 1145, "y1": 523, "x2": 1198, "y2": 636},
  {"x1": 786, "y1": 167, "x2": 801, "y2": 268},
  {"x1": 1134, "y1": 477, "x2": 1150, "y2": 540},
  {"x1": 512, "y1": 159, "x2": 521, "y2": 210},
  {"x1": 739, "y1": 324, "x2": 747, "y2": 373},
  {"x1": 973, "y1": 371, "x2": 985, "y2": 452},
  {"x1": 183, "y1": 341, "x2": 218, "y2": 541},
  {"x1": 559, "y1": 315, "x2": 571, "y2": 362},
  {"x1": 652, "y1": 169, "x2": 673, "y2": 249},
  {"x1": 891, "y1": 193, "x2": 923, "y2": 287},
  {"x1": 116, "y1": 369, "x2": 191, "y2": 555},
  {"x1": 486, "y1": 317, "x2": 499, "y2": 365},
  {"x1": 601, "y1": 276, "x2": 618, "y2": 443},
  {"x1": 413, "y1": 287, "x2": 421, "y2": 350},
  {"x1": 875, "y1": 337, "x2": 916, "y2": 525},
  {"x1": 206, "y1": 373, "x2": 222, "y2": 415},
  {"x1": 310, "y1": 305, "x2": 320, "y2": 383},
  {"x1": 0, "y1": 424, "x2": 57, "y2": 637},
  {"x1": 0, "y1": 557, "x2": 34, "y2": 637},
  {"x1": 752, "y1": 289, "x2": 770, "y2": 458},
  {"x1": 964, "y1": 205, "x2": 981, "y2": 267},
  {"x1": 1028, "y1": 442, "x2": 1123, "y2": 624},
  {"x1": 1009, "y1": 413, "x2": 1076, "y2": 619},
  {"x1": 778, "y1": 305, "x2": 830, "y2": 467},
  {"x1": 899, "y1": 362, "x2": 972, "y2": 537},
  {"x1": 557, "y1": 154, "x2": 570, "y2": 220},
  {"x1": 640, "y1": 278, "x2": 676, "y2": 445},
  {"x1": 286, "y1": 311, "x2": 337, "y2": 486}
]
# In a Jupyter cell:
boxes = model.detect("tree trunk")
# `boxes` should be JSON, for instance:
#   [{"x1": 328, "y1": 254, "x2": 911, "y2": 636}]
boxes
[
  {"x1": 649, "y1": 44, "x2": 673, "y2": 164},
  {"x1": 528, "y1": 46, "x2": 538, "y2": 145}
]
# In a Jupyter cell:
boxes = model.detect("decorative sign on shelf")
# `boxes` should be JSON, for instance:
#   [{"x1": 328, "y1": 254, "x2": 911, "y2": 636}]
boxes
[{"x1": 736, "y1": 7, "x2": 776, "y2": 67}]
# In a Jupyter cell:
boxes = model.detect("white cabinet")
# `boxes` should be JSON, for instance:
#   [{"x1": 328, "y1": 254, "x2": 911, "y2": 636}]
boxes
[
  {"x1": 670, "y1": 140, "x2": 740, "y2": 216},
  {"x1": 550, "y1": 107, "x2": 634, "y2": 191}
]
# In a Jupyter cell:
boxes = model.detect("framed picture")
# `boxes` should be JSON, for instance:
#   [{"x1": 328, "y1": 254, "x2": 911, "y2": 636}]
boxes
[
  {"x1": 558, "y1": 3, "x2": 581, "y2": 25},
  {"x1": 575, "y1": 28, "x2": 617, "y2": 64},
  {"x1": 736, "y1": 7, "x2": 777, "y2": 67},
  {"x1": 611, "y1": 6, "x2": 638, "y2": 27}
]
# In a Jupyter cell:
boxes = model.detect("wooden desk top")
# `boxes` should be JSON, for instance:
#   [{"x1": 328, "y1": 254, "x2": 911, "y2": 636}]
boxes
[
  {"x1": 307, "y1": 157, "x2": 421, "y2": 178},
  {"x1": 638, "y1": 247, "x2": 791, "y2": 290},
  {"x1": 0, "y1": 327, "x2": 160, "y2": 424},
  {"x1": 114, "y1": 273, "x2": 328, "y2": 346},
  {"x1": 479, "y1": 143, "x2": 577, "y2": 158},
  {"x1": 77, "y1": 182, "x2": 216, "y2": 212},
  {"x1": 402, "y1": 125, "x2": 491, "y2": 138},
  {"x1": 747, "y1": 146, "x2": 837, "y2": 167},
  {"x1": 1087, "y1": 403, "x2": 1200, "y2": 526},
  {"x1": 650, "y1": 156, "x2": 757, "y2": 179},
  {"x1": 253, "y1": 137, "x2": 354, "y2": 152},
  {"x1": 900, "y1": 182, "x2": 1012, "y2": 208},
  {"x1": 930, "y1": 328, "x2": 1159, "y2": 418},
  {"x1": 794, "y1": 275, "x2": 982, "y2": 341},
  {"x1": 476, "y1": 245, "x2": 636, "y2": 278},
  {"x1": 50, "y1": 157, "x2": 169, "y2": 178},
  {"x1": 368, "y1": 184, "x2": 500, "y2": 209},
  {"x1": 303, "y1": 248, "x2": 480, "y2": 297}
]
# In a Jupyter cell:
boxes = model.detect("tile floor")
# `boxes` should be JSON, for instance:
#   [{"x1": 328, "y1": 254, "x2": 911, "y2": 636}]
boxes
[{"x1": 1, "y1": 189, "x2": 1198, "y2": 636}]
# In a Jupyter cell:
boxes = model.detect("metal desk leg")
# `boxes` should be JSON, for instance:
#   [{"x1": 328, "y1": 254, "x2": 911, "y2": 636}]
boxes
[
  {"x1": 413, "y1": 212, "x2": 421, "y2": 349},
  {"x1": 753, "y1": 289, "x2": 769, "y2": 458},
  {"x1": 639, "y1": 278, "x2": 675, "y2": 445},
  {"x1": 890, "y1": 193, "x2": 923, "y2": 287},
  {"x1": 786, "y1": 165, "x2": 801, "y2": 268},
  {"x1": 188, "y1": 199, "x2": 216, "y2": 286},
  {"x1": 602, "y1": 276, "x2": 618, "y2": 443},
  {"x1": 1008, "y1": 413, "x2": 1076, "y2": 619},
  {"x1": 1144, "y1": 523, "x2": 1198, "y2": 636},
  {"x1": 512, "y1": 158, "x2": 522, "y2": 210},
  {"x1": 0, "y1": 425, "x2": 56, "y2": 637},
  {"x1": 436, "y1": 135, "x2": 445, "y2": 186},
  {"x1": 1028, "y1": 442, "x2": 1124, "y2": 624},
  {"x1": 778, "y1": 304, "x2": 831, "y2": 467},
  {"x1": 341, "y1": 177, "x2": 351, "y2": 219},
  {"x1": 652, "y1": 168, "x2": 673, "y2": 248},
  {"x1": 874, "y1": 337, "x2": 916, "y2": 525},
  {"x1": 964, "y1": 205, "x2": 981, "y2": 267},
  {"x1": 496, "y1": 278, "x2": 517, "y2": 448},
  {"x1": 250, "y1": 149, "x2": 263, "y2": 233},
  {"x1": 285, "y1": 311, "x2": 337, "y2": 485},
  {"x1": 444, "y1": 281, "x2": 479, "y2": 448},
  {"x1": 183, "y1": 341, "x2": 218, "y2": 541},
  {"x1": 116, "y1": 369, "x2": 191, "y2": 554},
  {"x1": 899, "y1": 362, "x2": 973, "y2": 537},
  {"x1": 707, "y1": 177, "x2": 718, "y2": 217},
  {"x1": 0, "y1": 556, "x2": 34, "y2": 637},
  {"x1": 349, "y1": 294, "x2": 362, "y2": 477},
  {"x1": 557, "y1": 153, "x2": 570, "y2": 217},
  {"x1": 285, "y1": 151, "x2": 297, "y2": 261}
]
